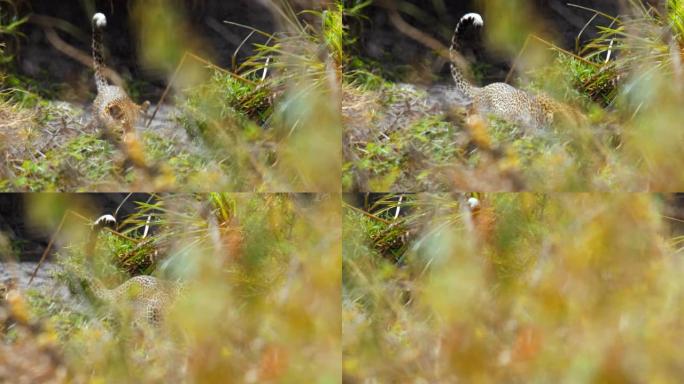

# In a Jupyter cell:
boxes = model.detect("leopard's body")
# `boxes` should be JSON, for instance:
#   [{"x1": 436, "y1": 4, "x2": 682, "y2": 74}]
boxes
[
  {"x1": 450, "y1": 13, "x2": 581, "y2": 130},
  {"x1": 84, "y1": 274, "x2": 182, "y2": 327},
  {"x1": 80, "y1": 216, "x2": 181, "y2": 328},
  {"x1": 91, "y1": 13, "x2": 147, "y2": 139}
]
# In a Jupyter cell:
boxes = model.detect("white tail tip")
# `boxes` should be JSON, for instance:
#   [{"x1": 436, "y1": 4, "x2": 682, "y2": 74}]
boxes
[
  {"x1": 93, "y1": 13, "x2": 107, "y2": 28},
  {"x1": 467, "y1": 197, "x2": 481, "y2": 210},
  {"x1": 461, "y1": 12, "x2": 484, "y2": 27},
  {"x1": 94, "y1": 214, "x2": 116, "y2": 227}
]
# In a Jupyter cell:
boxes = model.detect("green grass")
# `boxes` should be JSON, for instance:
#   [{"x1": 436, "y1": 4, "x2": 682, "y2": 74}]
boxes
[
  {"x1": 25, "y1": 288, "x2": 90, "y2": 341},
  {"x1": 1, "y1": 130, "x2": 232, "y2": 191},
  {"x1": 175, "y1": 70, "x2": 271, "y2": 147},
  {"x1": 0, "y1": 1, "x2": 26, "y2": 66},
  {"x1": 7, "y1": 134, "x2": 116, "y2": 191},
  {"x1": 343, "y1": 203, "x2": 409, "y2": 263},
  {"x1": 524, "y1": 54, "x2": 617, "y2": 108},
  {"x1": 345, "y1": 57, "x2": 393, "y2": 91}
]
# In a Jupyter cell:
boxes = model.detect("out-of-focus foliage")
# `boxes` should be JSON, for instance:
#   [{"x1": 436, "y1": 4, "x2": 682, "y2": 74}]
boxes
[
  {"x1": 171, "y1": 0, "x2": 343, "y2": 191},
  {"x1": 581, "y1": 0, "x2": 684, "y2": 190},
  {"x1": 343, "y1": 193, "x2": 684, "y2": 382},
  {"x1": 2, "y1": 193, "x2": 340, "y2": 382}
]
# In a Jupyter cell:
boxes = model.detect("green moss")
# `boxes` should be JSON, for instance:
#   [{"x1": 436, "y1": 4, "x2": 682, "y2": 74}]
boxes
[
  {"x1": 142, "y1": 131, "x2": 218, "y2": 184},
  {"x1": 25, "y1": 289, "x2": 89, "y2": 341},
  {"x1": 345, "y1": 57, "x2": 396, "y2": 90},
  {"x1": 5, "y1": 134, "x2": 116, "y2": 191},
  {"x1": 351, "y1": 113, "x2": 458, "y2": 189},
  {"x1": 177, "y1": 70, "x2": 271, "y2": 131}
]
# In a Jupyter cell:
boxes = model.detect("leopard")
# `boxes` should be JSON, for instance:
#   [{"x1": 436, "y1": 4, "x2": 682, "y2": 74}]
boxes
[
  {"x1": 449, "y1": 13, "x2": 584, "y2": 131},
  {"x1": 81, "y1": 273, "x2": 181, "y2": 328},
  {"x1": 77, "y1": 213, "x2": 182, "y2": 328},
  {"x1": 91, "y1": 13, "x2": 149, "y2": 143}
]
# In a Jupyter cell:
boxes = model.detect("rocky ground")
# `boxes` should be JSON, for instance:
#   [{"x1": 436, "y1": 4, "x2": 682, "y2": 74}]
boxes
[
  {"x1": 0, "y1": 262, "x2": 76, "y2": 305},
  {"x1": 0, "y1": 98, "x2": 222, "y2": 191},
  {"x1": 3, "y1": 101, "x2": 196, "y2": 161},
  {"x1": 343, "y1": 82, "x2": 475, "y2": 191}
]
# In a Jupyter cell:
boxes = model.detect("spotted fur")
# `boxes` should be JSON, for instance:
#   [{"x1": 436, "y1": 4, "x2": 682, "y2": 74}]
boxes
[
  {"x1": 84, "y1": 274, "x2": 179, "y2": 327},
  {"x1": 81, "y1": 215, "x2": 181, "y2": 328},
  {"x1": 91, "y1": 13, "x2": 148, "y2": 138},
  {"x1": 450, "y1": 13, "x2": 582, "y2": 130}
]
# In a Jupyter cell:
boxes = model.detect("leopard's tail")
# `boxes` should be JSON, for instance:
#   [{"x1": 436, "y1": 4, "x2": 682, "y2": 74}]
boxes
[
  {"x1": 449, "y1": 12, "x2": 483, "y2": 99},
  {"x1": 80, "y1": 274, "x2": 111, "y2": 302},
  {"x1": 92, "y1": 13, "x2": 108, "y2": 92},
  {"x1": 81, "y1": 213, "x2": 117, "y2": 301}
]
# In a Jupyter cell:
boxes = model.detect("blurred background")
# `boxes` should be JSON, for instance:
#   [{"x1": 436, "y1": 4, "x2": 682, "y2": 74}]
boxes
[
  {"x1": 9, "y1": 0, "x2": 625, "y2": 99},
  {"x1": 0, "y1": 193, "x2": 151, "y2": 260}
]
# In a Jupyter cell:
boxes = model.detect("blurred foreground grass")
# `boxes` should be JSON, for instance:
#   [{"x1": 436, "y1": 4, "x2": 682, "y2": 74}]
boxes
[
  {"x1": 343, "y1": 0, "x2": 684, "y2": 191},
  {"x1": 1, "y1": 193, "x2": 340, "y2": 382},
  {"x1": 343, "y1": 193, "x2": 684, "y2": 382}
]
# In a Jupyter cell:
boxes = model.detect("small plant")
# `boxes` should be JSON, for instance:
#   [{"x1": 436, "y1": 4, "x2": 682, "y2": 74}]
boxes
[{"x1": 0, "y1": 0, "x2": 27, "y2": 66}]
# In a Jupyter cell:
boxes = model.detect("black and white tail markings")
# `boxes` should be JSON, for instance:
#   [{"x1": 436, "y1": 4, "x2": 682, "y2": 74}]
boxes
[
  {"x1": 93, "y1": 214, "x2": 117, "y2": 229},
  {"x1": 92, "y1": 13, "x2": 108, "y2": 92},
  {"x1": 449, "y1": 12, "x2": 484, "y2": 99}
]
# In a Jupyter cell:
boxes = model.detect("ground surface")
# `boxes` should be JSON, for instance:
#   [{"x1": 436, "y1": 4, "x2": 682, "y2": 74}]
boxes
[
  {"x1": 0, "y1": 101, "x2": 221, "y2": 191},
  {"x1": 0, "y1": 262, "x2": 76, "y2": 306},
  {"x1": 343, "y1": 81, "x2": 527, "y2": 192}
]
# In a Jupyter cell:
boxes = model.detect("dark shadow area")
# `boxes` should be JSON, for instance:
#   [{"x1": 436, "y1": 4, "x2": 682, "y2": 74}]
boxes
[
  {"x1": 350, "y1": 0, "x2": 620, "y2": 84},
  {"x1": 13, "y1": 0, "x2": 276, "y2": 101},
  {"x1": 0, "y1": 193, "x2": 153, "y2": 261}
]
